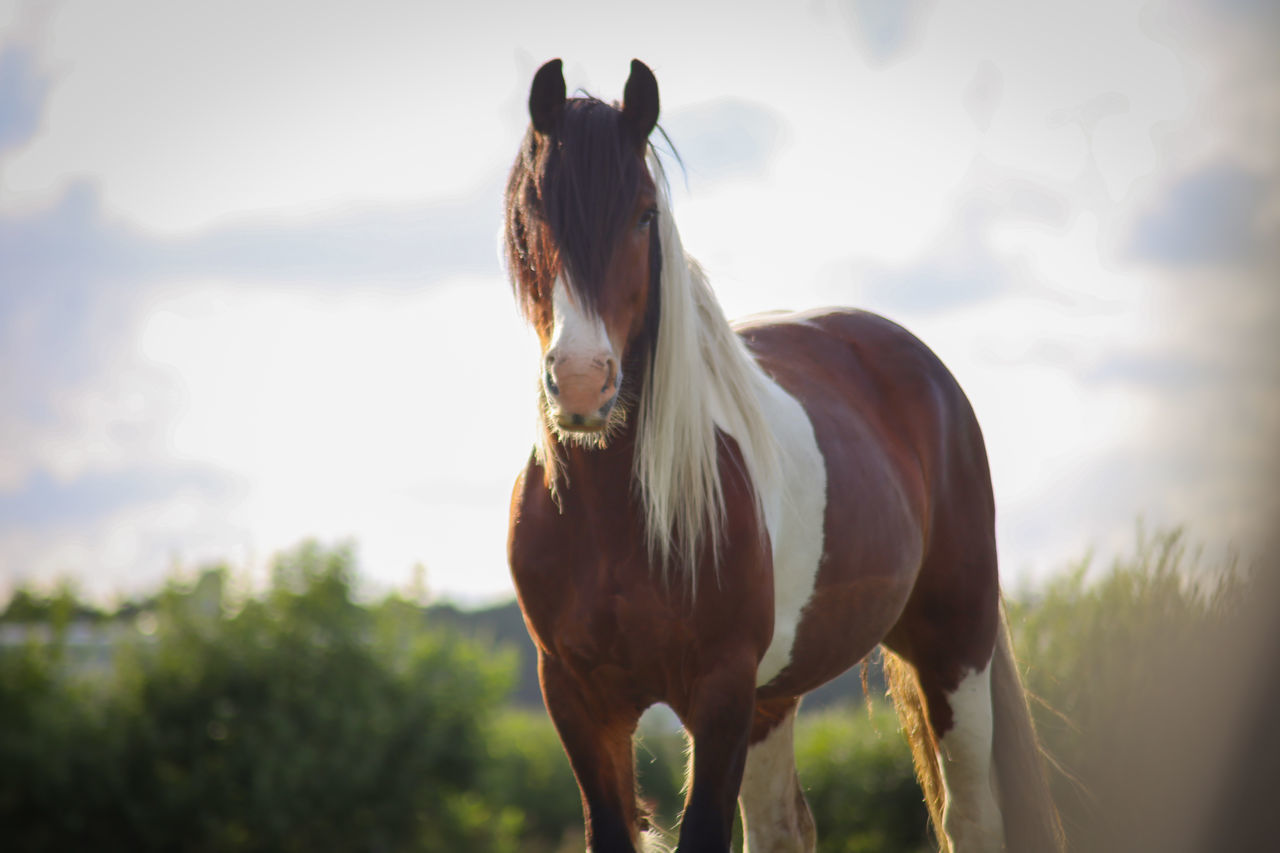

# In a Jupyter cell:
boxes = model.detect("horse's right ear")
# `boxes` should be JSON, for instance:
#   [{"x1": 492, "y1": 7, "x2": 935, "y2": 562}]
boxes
[
  {"x1": 621, "y1": 59, "x2": 659, "y2": 147},
  {"x1": 529, "y1": 58, "x2": 566, "y2": 135}
]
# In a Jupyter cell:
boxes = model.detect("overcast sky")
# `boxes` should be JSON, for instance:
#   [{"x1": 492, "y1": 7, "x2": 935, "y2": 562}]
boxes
[{"x1": 1, "y1": 0, "x2": 1276, "y2": 606}]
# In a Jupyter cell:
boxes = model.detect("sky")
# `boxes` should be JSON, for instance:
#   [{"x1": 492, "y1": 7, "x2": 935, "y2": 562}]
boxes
[{"x1": 0, "y1": 0, "x2": 1276, "y2": 607}]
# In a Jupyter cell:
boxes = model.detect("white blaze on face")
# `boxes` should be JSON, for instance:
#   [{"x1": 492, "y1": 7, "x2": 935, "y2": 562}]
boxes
[
  {"x1": 544, "y1": 277, "x2": 620, "y2": 420},
  {"x1": 548, "y1": 277, "x2": 614, "y2": 362}
]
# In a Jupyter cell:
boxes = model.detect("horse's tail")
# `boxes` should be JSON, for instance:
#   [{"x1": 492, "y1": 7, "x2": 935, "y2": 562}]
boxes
[
  {"x1": 989, "y1": 607, "x2": 1066, "y2": 852},
  {"x1": 884, "y1": 609, "x2": 1065, "y2": 852},
  {"x1": 883, "y1": 649, "x2": 948, "y2": 850}
]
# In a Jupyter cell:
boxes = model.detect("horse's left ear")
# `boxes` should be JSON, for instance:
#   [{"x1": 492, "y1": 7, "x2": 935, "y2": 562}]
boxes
[{"x1": 621, "y1": 59, "x2": 659, "y2": 147}]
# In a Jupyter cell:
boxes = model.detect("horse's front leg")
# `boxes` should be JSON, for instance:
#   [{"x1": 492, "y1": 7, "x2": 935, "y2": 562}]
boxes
[
  {"x1": 676, "y1": 653, "x2": 759, "y2": 853},
  {"x1": 539, "y1": 652, "x2": 643, "y2": 852}
]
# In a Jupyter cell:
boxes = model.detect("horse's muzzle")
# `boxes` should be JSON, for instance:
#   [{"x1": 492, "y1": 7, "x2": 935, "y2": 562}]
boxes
[
  {"x1": 544, "y1": 353, "x2": 620, "y2": 433},
  {"x1": 553, "y1": 397, "x2": 616, "y2": 433}
]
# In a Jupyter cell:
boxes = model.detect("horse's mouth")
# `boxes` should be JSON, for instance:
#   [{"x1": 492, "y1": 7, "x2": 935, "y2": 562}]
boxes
[{"x1": 555, "y1": 412, "x2": 609, "y2": 433}]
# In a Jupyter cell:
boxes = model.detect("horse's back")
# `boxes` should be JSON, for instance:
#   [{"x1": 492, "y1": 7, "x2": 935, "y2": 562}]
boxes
[
  {"x1": 738, "y1": 306, "x2": 992, "y2": 525},
  {"x1": 736, "y1": 307, "x2": 999, "y2": 695}
]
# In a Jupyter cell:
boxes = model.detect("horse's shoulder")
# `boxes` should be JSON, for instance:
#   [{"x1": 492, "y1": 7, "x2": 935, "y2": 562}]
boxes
[
  {"x1": 507, "y1": 454, "x2": 578, "y2": 651},
  {"x1": 507, "y1": 453, "x2": 567, "y2": 571}
]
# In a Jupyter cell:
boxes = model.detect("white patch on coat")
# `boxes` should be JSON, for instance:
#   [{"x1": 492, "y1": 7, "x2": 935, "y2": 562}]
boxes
[
  {"x1": 738, "y1": 707, "x2": 816, "y2": 853},
  {"x1": 745, "y1": 375, "x2": 827, "y2": 688},
  {"x1": 937, "y1": 662, "x2": 1005, "y2": 852}
]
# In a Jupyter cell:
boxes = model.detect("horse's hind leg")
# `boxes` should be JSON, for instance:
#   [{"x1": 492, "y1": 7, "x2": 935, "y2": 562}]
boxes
[
  {"x1": 737, "y1": 698, "x2": 816, "y2": 853},
  {"x1": 885, "y1": 538, "x2": 1005, "y2": 852},
  {"x1": 935, "y1": 661, "x2": 1003, "y2": 851},
  {"x1": 885, "y1": 639, "x2": 1004, "y2": 853}
]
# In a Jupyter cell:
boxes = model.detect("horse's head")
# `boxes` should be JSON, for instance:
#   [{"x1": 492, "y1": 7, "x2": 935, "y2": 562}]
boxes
[{"x1": 504, "y1": 59, "x2": 662, "y2": 444}]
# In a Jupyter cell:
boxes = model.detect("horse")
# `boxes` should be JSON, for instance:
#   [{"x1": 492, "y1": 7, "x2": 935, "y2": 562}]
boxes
[{"x1": 503, "y1": 58, "x2": 1063, "y2": 853}]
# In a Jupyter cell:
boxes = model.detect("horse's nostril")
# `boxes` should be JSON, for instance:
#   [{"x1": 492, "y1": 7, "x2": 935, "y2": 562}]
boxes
[
  {"x1": 602, "y1": 358, "x2": 618, "y2": 394},
  {"x1": 543, "y1": 353, "x2": 561, "y2": 398}
]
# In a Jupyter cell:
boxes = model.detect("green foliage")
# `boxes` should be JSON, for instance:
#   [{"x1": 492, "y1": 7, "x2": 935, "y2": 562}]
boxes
[
  {"x1": 0, "y1": 541, "x2": 520, "y2": 852},
  {"x1": 482, "y1": 710, "x2": 584, "y2": 852},
  {"x1": 477, "y1": 708, "x2": 694, "y2": 852},
  {"x1": 1006, "y1": 525, "x2": 1254, "y2": 852},
  {"x1": 0, "y1": 579, "x2": 108, "y2": 628},
  {"x1": 633, "y1": 711, "x2": 690, "y2": 829},
  {"x1": 794, "y1": 704, "x2": 931, "y2": 853},
  {"x1": 2, "y1": 525, "x2": 1259, "y2": 852}
]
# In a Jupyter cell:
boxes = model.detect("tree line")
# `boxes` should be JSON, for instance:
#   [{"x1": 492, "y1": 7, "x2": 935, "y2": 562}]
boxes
[{"x1": 1, "y1": 528, "x2": 1273, "y2": 852}]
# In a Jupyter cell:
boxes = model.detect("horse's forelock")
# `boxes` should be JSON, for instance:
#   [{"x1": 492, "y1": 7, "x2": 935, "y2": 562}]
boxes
[{"x1": 506, "y1": 98, "x2": 650, "y2": 316}]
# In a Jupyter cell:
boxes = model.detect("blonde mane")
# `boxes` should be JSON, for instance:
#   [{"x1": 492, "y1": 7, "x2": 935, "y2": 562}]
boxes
[
  {"x1": 631, "y1": 154, "x2": 782, "y2": 590},
  {"x1": 530, "y1": 153, "x2": 782, "y2": 592}
]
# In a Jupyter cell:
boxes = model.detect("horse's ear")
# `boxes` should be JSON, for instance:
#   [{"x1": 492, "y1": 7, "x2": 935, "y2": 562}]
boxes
[
  {"x1": 529, "y1": 58, "x2": 566, "y2": 135},
  {"x1": 621, "y1": 59, "x2": 659, "y2": 147}
]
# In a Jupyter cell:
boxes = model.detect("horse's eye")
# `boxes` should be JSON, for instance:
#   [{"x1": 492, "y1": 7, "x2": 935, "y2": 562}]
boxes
[{"x1": 638, "y1": 207, "x2": 658, "y2": 229}]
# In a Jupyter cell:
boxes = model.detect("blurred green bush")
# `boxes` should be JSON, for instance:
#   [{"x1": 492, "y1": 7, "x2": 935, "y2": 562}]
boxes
[
  {"x1": 794, "y1": 702, "x2": 931, "y2": 853},
  {"x1": 1006, "y1": 526, "x2": 1259, "y2": 852},
  {"x1": 0, "y1": 541, "x2": 520, "y2": 852},
  {"x1": 1, "y1": 526, "x2": 1261, "y2": 852}
]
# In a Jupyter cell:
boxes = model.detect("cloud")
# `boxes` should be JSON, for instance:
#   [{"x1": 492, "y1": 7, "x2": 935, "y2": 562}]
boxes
[
  {"x1": 1126, "y1": 161, "x2": 1272, "y2": 267},
  {"x1": 2, "y1": 0, "x2": 1276, "y2": 606},
  {"x1": 0, "y1": 171, "x2": 504, "y2": 417},
  {"x1": 171, "y1": 183, "x2": 504, "y2": 286},
  {"x1": 0, "y1": 182, "x2": 159, "y2": 439},
  {"x1": 0, "y1": 488, "x2": 257, "y2": 601},
  {"x1": 0, "y1": 465, "x2": 241, "y2": 528},
  {"x1": 963, "y1": 60, "x2": 1004, "y2": 133},
  {"x1": 841, "y1": 166, "x2": 1071, "y2": 316},
  {"x1": 658, "y1": 98, "x2": 788, "y2": 188},
  {"x1": 0, "y1": 163, "x2": 507, "y2": 527},
  {"x1": 0, "y1": 184, "x2": 507, "y2": 480},
  {"x1": 0, "y1": 145, "x2": 517, "y2": 600},
  {"x1": 0, "y1": 15, "x2": 518, "y2": 601},
  {"x1": 854, "y1": 227, "x2": 1011, "y2": 314},
  {"x1": 992, "y1": 259, "x2": 1280, "y2": 580},
  {"x1": 839, "y1": 0, "x2": 938, "y2": 66},
  {"x1": 0, "y1": 43, "x2": 45, "y2": 154},
  {"x1": 1, "y1": 175, "x2": 504, "y2": 292}
]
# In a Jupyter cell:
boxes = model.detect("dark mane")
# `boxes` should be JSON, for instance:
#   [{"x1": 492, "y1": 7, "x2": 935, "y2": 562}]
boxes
[{"x1": 504, "y1": 97, "x2": 651, "y2": 317}]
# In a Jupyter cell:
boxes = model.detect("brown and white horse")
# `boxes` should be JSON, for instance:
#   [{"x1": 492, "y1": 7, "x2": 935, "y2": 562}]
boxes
[{"x1": 504, "y1": 58, "x2": 1063, "y2": 853}]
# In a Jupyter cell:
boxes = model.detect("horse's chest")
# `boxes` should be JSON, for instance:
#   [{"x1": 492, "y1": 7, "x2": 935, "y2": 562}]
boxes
[{"x1": 512, "y1": 504, "x2": 659, "y2": 655}]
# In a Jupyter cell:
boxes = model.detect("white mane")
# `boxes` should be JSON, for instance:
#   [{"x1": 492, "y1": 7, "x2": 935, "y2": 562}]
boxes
[
  {"x1": 631, "y1": 154, "x2": 782, "y2": 591},
  {"x1": 532, "y1": 153, "x2": 783, "y2": 593}
]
